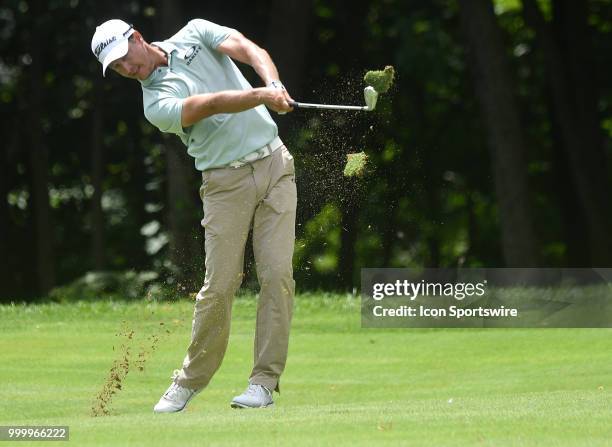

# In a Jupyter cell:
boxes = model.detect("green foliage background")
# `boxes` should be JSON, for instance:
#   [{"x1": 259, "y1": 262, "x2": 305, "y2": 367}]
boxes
[{"x1": 1, "y1": 0, "x2": 611, "y2": 301}]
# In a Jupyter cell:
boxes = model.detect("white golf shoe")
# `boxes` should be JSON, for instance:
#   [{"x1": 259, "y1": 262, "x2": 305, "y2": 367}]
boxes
[
  {"x1": 231, "y1": 383, "x2": 274, "y2": 408},
  {"x1": 153, "y1": 381, "x2": 200, "y2": 413}
]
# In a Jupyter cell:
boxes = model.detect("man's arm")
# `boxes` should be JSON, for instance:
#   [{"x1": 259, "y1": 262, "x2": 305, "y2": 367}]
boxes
[
  {"x1": 181, "y1": 28, "x2": 293, "y2": 127},
  {"x1": 181, "y1": 87, "x2": 289, "y2": 127},
  {"x1": 217, "y1": 31, "x2": 293, "y2": 103},
  {"x1": 217, "y1": 31, "x2": 279, "y2": 85}
]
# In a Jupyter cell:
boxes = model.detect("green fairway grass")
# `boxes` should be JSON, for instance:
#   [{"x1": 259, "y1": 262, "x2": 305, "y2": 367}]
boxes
[{"x1": 0, "y1": 293, "x2": 610, "y2": 446}]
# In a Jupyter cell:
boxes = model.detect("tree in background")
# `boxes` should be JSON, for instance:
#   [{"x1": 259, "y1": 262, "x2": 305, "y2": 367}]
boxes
[
  {"x1": 157, "y1": 0, "x2": 203, "y2": 290},
  {"x1": 1, "y1": 0, "x2": 611, "y2": 302},
  {"x1": 27, "y1": 0, "x2": 56, "y2": 294},
  {"x1": 458, "y1": 0, "x2": 539, "y2": 267},
  {"x1": 521, "y1": 0, "x2": 612, "y2": 266}
]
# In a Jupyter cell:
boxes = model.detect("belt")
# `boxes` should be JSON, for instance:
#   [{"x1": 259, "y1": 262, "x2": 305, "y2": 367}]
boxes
[{"x1": 226, "y1": 136, "x2": 283, "y2": 168}]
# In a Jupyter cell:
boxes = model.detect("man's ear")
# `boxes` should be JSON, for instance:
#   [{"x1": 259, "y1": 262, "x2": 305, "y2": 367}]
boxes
[{"x1": 131, "y1": 30, "x2": 144, "y2": 43}]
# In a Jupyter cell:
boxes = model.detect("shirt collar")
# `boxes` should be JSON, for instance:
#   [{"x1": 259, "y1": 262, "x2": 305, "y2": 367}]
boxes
[
  {"x1": 140, "y1": 41, "x2": 178, "y2": 86},
  {"x1": 152, "y1": 41, "x2": 178, "y2": 60}
]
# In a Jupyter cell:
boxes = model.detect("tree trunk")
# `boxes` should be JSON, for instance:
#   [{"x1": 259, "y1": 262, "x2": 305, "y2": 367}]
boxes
[
  {"x1": 458, "y1": 0, "x2": 539, "y2": 267},
  {"x1": 553, "y1": 0, "x2": 605, "y2": 164},
  {"x1": 335, "y1": 0, "x2": 371, "y2": 288},
  {"x1": 265, "y1": 0, "x2": 314, "y2": 137},
  {"x1": 381, "y1": 196, "x2": 398, "y2": 268},
  {"x1": 90, "y1": 82, "x2": 105, "y2": 270},
  {"x1": 338, "y1": 197, "x2": 360, "y2": 291},
  {"x1": 0, "y1": 123, "x2": 10, "y2": 296},
  {"x1": 521, "y1": 0, "x2": 612, "y2": 266},
  {"x1": 28, "y1": 0, "x2": 55, "y2": 295},
  {"x1": 549, "y1": 93, "x2": 590, "y2": 266},
  {"x1": 88, "y1": 0, "x2": 110, "y2": 272},
  {"x1": 158, "y1": 0, "x2": 201, "y2": 289},
  {"x1": 165, "y1": 146, "x2": 199, "y2": 286},
  {"x1": 126, "y1": 114, "x2": 150, "y2": 271}
]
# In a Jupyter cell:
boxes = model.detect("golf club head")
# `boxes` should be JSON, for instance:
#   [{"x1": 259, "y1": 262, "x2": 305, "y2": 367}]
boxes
[{"x1": 364, "y1": 86, "x2": 378, "y2": 111}]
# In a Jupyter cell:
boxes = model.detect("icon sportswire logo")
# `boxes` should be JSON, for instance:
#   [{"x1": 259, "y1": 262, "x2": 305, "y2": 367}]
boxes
[
  {"x1": 94, "y1": 36, "x2": 116, "y2": 57},
  {"x1": 184, "y1": 45, "x2": 201, "y2": 65}
]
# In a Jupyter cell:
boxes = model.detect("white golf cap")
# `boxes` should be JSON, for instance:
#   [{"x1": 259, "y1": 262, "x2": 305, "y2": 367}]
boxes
[{"x1": 91, "y1": 19, "x2": 135, "y2": 76}]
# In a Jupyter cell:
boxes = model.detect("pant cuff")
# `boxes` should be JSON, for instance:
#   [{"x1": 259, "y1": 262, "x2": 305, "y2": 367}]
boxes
[
  {"x1": 249, "y1": 376, "x2": 280, "y2": 394},
  {"x1": 175, "y1": 376, "x2": 207, "y2": 391}
]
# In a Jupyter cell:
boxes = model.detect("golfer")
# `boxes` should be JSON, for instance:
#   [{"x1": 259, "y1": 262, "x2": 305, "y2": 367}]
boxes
[{"x1": 91, "y1": 18, "x2": 297, "y2": 412}]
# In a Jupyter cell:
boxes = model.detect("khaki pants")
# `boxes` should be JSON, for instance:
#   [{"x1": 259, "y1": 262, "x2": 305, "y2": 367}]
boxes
[{"x1": 175, "y1": 144, "x2": 296, "y2": 393}]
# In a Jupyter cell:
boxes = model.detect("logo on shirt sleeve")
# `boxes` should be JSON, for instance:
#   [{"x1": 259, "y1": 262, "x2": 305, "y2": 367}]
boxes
[{"x1": 184, "y1": 45, "x2": 201, "y2": 65}]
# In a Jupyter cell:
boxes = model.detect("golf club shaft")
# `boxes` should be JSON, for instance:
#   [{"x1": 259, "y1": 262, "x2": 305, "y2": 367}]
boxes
[{"x1": 289, "y1": 100, "x2": 367, "y2": 111}]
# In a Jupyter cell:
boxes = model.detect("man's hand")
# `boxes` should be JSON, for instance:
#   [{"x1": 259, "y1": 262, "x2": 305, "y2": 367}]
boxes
[
  {"x1": 267, "y1": 80, "x2": 294, "y2": 115},
  {"x1": 260, "y1": 87, "x2": 293, "y2": 114}
]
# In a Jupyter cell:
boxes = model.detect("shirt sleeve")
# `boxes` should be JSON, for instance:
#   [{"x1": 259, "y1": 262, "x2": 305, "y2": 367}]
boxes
[
  {"x1": 144, "y1": 95, "x2": 186, "y2": 136},
  {"x1": 188, "y1": 18, "x2": 235, "y2": 49}
]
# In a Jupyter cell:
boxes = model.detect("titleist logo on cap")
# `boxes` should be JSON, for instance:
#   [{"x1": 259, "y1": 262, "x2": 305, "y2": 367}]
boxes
[{"x1": 94, "y1": 36, "x2": 117, "y2": 57}]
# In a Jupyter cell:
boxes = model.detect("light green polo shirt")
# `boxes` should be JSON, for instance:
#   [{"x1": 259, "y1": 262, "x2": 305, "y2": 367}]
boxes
[{"x1": 139, "y1": 19, "x2": 278, "y2": 171}]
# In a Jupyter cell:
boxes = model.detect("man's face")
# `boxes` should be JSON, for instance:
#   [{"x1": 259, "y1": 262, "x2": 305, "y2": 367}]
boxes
[{"x1": 109, "y1": 32, "x2": 153, "y2": 81}]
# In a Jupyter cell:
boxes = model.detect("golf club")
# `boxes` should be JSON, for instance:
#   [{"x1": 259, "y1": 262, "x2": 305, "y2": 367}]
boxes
[{"x1": 289, "y1": 86, "x2": 378, "y2": 112}]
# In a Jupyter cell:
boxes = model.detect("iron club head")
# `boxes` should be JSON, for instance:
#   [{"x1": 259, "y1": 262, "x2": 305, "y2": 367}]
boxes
[{"x1": 364, "y1": 86, "x2": 378, "y2": 111}]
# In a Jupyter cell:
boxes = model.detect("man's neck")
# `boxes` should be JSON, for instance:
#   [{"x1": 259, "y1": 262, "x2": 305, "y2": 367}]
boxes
[{"x1": 149, "y1": 43, "x2": 169, "y2": 68}]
